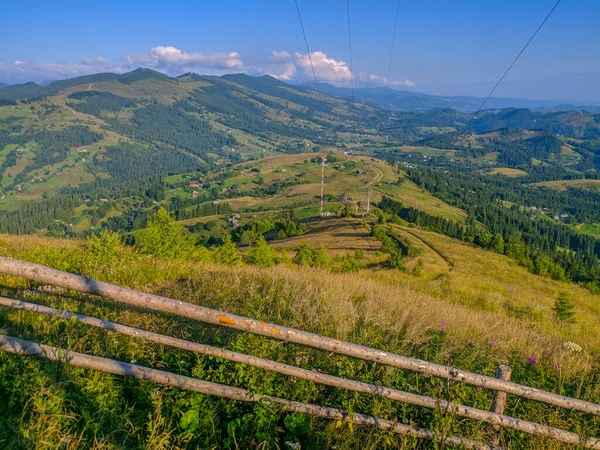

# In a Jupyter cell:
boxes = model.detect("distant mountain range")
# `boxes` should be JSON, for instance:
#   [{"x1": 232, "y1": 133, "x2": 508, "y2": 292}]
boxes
[
  {"x1": 300, "y1": 82, "x2": 600, "y2": 114},
  {"x1": 1, "y1": 69, "x2": 599, "y2": 113}
]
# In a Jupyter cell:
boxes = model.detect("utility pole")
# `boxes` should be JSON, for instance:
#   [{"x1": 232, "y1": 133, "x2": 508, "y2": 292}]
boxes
[
  {"x1": 320, "y1": 157, "x2": 326, "y2": 216},
  {"x1": 366, "y1": 181, "x2": 371, "y2": 213}
]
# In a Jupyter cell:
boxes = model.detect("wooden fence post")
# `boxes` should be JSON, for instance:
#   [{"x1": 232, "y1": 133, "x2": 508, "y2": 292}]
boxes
[{"x1": 491, "y1": 365, "x2": 512, "y2": 444}]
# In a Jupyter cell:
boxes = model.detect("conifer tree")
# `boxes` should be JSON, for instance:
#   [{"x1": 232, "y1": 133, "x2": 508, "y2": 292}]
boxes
[
  {"x1": 215, "y1": 234, "x2": 243, "y2": 266},
  {"x1": 246, "y1": 236, "x2": 276, "y2": 268},
  {"x1": 553, "y1": 292, "x2": 576, "y2": 323}
]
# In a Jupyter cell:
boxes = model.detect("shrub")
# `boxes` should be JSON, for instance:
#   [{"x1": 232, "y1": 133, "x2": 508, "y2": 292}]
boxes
[
  {"x1": 85, "y1": 229, "x2": 121, "y2": 262},
  {"x1": 215, "y1": 235, "x2": 243, "y2": 266},
  {"x1": 553, "y1": 292, "x2": 576, "y2": 323},
  {"x1": 246, "y1": 237, "x2": 276, "y2": 268},
  {"x1": 136, "y1": 207, "x2": 195, "y2": 258}
]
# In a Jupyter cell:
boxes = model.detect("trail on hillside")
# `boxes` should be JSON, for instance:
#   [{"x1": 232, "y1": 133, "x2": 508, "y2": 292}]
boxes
[{"x1": 399, "y1": 226, "x2": 455, "y2": 269}]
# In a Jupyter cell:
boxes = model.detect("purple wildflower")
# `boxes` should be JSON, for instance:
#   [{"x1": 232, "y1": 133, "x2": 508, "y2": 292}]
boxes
[
  {"x1": 553, "y1": 363, "x2": 560, "y2": 372},
  {"x1": 439, "y1": 322, "x2": 447, "y2": 331},
  {"x1": 527, "y1": 356, "x2": 538, "y2": 366},
  {"x1": 488, "y1": 341, "x2": 497, "y2": 349},
  {"x1": 468, "y1": 338, "x2": 475, "y2": 345}
]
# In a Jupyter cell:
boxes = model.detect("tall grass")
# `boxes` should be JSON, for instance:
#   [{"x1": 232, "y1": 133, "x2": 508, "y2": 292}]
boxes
[{"x1": 0, "y1": 233, "x2": 599, "y2": 449}]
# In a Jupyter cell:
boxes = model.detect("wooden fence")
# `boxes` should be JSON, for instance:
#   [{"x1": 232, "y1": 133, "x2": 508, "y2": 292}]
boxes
[{"x1": 0, "y1": 257, "x2": 599, "y2": 449}]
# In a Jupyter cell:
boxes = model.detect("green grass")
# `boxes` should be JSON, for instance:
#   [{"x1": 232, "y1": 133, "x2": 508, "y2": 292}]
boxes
[
  {"x1": 0, "y1": 233, "x2": 598, "y2": 449},
  {"x1": 573, "y1": 223, "x2": 600, "y2": 237}
]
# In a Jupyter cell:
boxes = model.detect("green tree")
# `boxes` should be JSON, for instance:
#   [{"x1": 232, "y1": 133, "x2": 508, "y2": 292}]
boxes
[
  {"x1": 137, "y1": 207, "x2": 194, "y2": 258},
  {"x1": 85, "y1": 229, "x2": 121, "y2": 262},
  {"x1": 341, "y1": 255, "x2": 362, "y2": 273},
  {"x1": 293, "y1": 243, "x2": 313, "y2": 266},
  {"x1": 215, "y1": 234, "x2": 243, "y2": 266},
  {"x1": 490, "y1": 233, "x2": 505, "y2": 253},
  {"x1": 246, "y1": 236, "x2": 276, "y2": 268},
  {"x1": 553, "y1": 292, "x2": 576, "y2": 323},
  {"x1": 312, "y1": 245, "x2": 331, "y2": 269}
]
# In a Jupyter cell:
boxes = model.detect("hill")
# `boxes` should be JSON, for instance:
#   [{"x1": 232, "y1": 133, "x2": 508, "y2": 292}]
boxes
[
  {"x1": 311, "y1": 83, "x2": 600, "y2": 113},
  {"x1": 0, "y1": 69, "x2": 599, "y2": 293},
  {"x1": 0, "y1": 214, "x2": 598, "y2": 449}
]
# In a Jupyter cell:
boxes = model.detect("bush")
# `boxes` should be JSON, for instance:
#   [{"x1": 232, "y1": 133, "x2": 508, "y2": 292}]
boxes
[
  {"x1": 136, "y1": 207, "x2": 195, "y2": 258},
  {"x1": 246, "y1": 237, "x2": 276, "y2": 268},
  {"x1": 215, "y1": 235, "x2": 243, "y2": 266},
  {"x1": 341, "y1": 255, "x2": 362, "y2": 273},
  {"x1": 553, "y1": 292, "x2": 576, "y2": 323},
  {"x1": 85, "y1": 229, "x2": 121, "y2": 262}
]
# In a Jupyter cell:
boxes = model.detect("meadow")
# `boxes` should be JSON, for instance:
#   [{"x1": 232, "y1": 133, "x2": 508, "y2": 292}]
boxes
[{"x1": 0, "y1": 223, "x2": 598, "y2": 449}]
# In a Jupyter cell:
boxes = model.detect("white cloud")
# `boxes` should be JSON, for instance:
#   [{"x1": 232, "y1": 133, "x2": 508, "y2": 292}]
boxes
[
  {"x1": 361, "y1": 72, "x2": 415, "y2": 88},
  {"x1": 0, "y1": 47, "x2": 414, "y2": 89},
  {"x1": 0, "y1": 58, "x2": 123, "y2": 83},
  {"x1": 133, "y1": 46, "x2": 243, "y2": 71},
  {"x1": 254, "y1": 51, "x2": 297, "y2": 81},
  {"x1": 294, "y1": 51, "x2": 352, "y2": 83},
  {"x1": 261, "y1": 50, "x2": 415, "y2": 88}
]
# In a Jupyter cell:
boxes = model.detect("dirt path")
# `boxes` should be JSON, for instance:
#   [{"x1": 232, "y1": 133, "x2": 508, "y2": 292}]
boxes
[
  {"x1": 400, "y1": 226, "x2": 455, "y2": 269},
  {"x1": 86, "y1": 83, "x2": 94, "y2": 91},
  {"x1": 48, "y1": 97, "x2": 81, "y2": 119},
  {"x1": 368, "y1": 164, "x2": 384, "y2": 183}
]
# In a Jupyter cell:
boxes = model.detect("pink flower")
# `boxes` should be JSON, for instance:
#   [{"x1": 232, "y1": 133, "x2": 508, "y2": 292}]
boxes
[
  {"x1": 527, "y1": 356, "x2": 538, "y2": 366},
  {"x1": 468, "y1": 338, "x2": 475, "y2": 345},
  {"x1": 439, "y1": 322, "x2": 447, "y2": 331},
  {"x1": 488, "y1": 341, "x2": 497, "y2": 349},
  {"x1": 553, "y1": 363, "x2": 560, "y2": 372}
]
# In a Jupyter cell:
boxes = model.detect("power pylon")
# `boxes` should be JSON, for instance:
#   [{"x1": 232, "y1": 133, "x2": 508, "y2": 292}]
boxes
[{"x1": 320, "y1": 157, "x2": 326, "y2": 216}]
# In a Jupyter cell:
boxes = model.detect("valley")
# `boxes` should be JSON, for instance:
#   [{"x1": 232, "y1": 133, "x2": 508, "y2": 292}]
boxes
[{"x1": 1, "y1": 69, "x2": 600, "y2": 449}]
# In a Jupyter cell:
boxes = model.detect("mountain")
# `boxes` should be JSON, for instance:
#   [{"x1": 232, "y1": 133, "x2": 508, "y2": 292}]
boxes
[
  {"x1": 307, "y1": 83, "x2": 600, "y2": 113},
  {"x1": 0, "y1": 69, "x2": 175, "y2": 101},
  {"x1": 0, "y1": 82, "x2": 8, "y2": 90},
  {"x1": 0, "y1": 67, "x2": 599, "y2": 238}
]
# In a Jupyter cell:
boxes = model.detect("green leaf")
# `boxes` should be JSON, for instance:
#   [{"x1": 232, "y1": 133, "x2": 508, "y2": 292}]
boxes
[
  {"x1": 284, "y1": 412, "x2": 310, "y2": 436},
  {"x1": 179, "y1": 410, "x2": 199, "y2": 432}
]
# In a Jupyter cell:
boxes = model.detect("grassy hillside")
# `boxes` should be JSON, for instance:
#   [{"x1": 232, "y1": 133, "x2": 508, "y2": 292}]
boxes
[{"x1": 0, "y1": 228, "x2": 599, "y2": 449}]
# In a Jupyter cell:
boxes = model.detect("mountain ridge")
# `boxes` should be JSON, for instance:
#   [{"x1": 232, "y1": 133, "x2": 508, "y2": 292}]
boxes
[{"x1": 304, "y1": 82, "x2": 600, "y2": 113}]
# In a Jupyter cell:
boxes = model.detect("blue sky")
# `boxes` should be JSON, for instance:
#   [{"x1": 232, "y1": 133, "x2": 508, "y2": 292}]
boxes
[{"x1": 1, "y1": 0, "x2": 598, "y2": 101}]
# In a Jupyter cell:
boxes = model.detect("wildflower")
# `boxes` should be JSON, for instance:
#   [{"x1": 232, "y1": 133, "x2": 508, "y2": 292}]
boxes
[
  {"x1": 527, "y1": 356, "x2": 537, "y2": 366},
  {"x1": 488, "y1": 341, "x2": 497, "y2": 349},
  {"x1": 553, "y1": 363, "x2": 560, "y2": 372},
  {"x1": 563, "y1": 341, "x2": 582, "y2": 353},
  {"x1": 468, "y1": 338, "x2": 475, "y2": 345},
  {"x1": 439, "y1": 322, "x2": 447, "y2": 331}
]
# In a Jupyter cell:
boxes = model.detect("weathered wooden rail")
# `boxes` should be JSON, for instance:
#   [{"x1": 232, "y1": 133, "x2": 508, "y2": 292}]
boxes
[{"x1": 0, "y1": 257, "x2": 599, "y2": 448}]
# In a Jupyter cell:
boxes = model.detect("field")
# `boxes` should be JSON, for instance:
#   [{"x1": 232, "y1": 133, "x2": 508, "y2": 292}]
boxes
[
  {"x1": 573, "y1": 222, "x2": 600, "y2": 237},
  {"x1": 535, "y1": 179, "x2": 600, "y2": 190},
  {"x1": 0, "y1": 227, "x2": 599, "y2": 449},
  {"x1": 169, "y1": 153, "x2": 467, "y2": 225},
  {"x1": 487, "y1": 168, "x2": 528, "y2": 177}
]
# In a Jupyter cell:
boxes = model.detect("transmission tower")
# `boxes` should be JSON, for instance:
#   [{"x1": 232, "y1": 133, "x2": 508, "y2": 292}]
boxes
[
  {"x1": 320, "y1": 157, "x2": 326, "y2": 216},
  {"x1": 367, "y1": 181, "x2": 371, "y2": 213}
]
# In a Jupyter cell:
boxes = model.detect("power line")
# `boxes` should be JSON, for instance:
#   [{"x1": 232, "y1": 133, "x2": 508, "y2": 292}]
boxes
[
  {"x1": 294, "y1": 0, "x2": 325, "y2": 110},
  {"x1": 346, "y1": 0, "x2": 356, "y2": 120},
  {"x1": 465, "y1": 0, "x2": 562, "y2": 132},
  {"x1": 383, "y1": 0, "x2": 401, "y2": 109}
]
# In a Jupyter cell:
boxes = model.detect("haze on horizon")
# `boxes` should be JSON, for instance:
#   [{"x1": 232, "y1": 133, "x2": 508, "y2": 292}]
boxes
[{"x1": 1, "y1": 0, "x2": 599, "y2": 102}]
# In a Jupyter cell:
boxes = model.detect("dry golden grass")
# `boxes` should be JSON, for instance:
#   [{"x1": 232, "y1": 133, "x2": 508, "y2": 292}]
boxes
[
  {"x1": 487, "y1": 168, "x2": 529, "y2": 177},
  {"x1": 1, "y1": 226, "x2": 597, "y2": 375},
  {"x1": 534, "y1": 179, "x2": 600, "y2": 190}
]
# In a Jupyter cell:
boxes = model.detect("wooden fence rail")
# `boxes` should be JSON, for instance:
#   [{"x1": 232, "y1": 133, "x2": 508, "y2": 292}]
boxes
[
  {"x1": 2, "y1": 296, "x2": 596, "y2": 447},
  {"x1": 0, "y1": 257, "x2": 599, "y2": 449},
  {"x1": 0, "y1": 257, "x2": 597, "y2": 416},
  {"x1": 0, "y1": 335, "x2": 494, "y2": 450}
]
